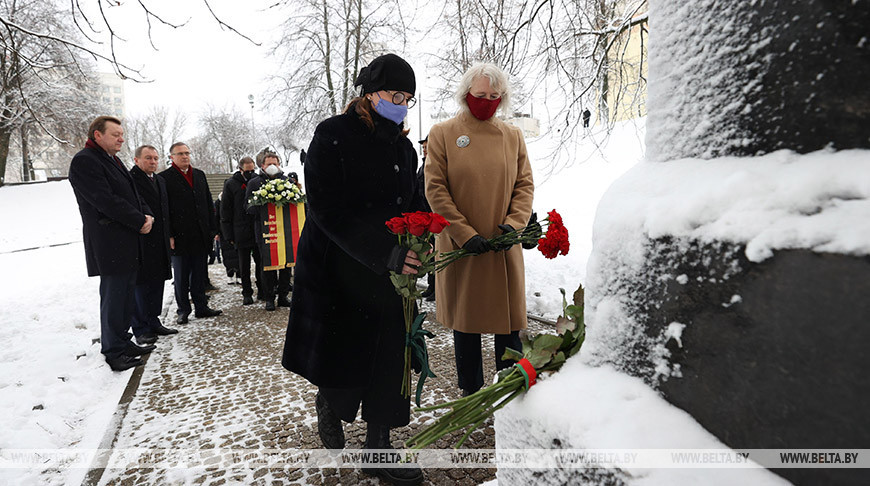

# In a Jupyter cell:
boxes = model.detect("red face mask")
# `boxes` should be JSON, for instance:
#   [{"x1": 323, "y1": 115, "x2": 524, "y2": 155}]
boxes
[{"x1": 466, "y1": 92, "x2": 501, "y2": 120}]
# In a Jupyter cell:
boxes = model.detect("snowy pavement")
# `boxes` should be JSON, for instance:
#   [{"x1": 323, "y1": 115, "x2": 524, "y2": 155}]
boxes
[{"x1": 91, "y1": 264, "x2": 550, "y2": 486}]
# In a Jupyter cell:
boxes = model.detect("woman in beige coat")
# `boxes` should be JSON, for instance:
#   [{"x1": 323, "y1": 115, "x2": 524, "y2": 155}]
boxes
[{"x1": 425, "y1": 63, "x2": 534, "y2": 395}]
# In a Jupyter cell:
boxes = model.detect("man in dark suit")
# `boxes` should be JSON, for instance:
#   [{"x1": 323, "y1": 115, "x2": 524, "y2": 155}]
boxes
[
  {"x1": 68, "y1": 116, "x2": 157, "y2": 372},
  {"x1": 129, "y1": 145, "x2": 179, "y2": 343},
  {"x1": 222, "y1": 156, "x2": 261, "y2": 305},
  {"x1": 159, "y1": 142, "x2": 222, "y2": 324}
]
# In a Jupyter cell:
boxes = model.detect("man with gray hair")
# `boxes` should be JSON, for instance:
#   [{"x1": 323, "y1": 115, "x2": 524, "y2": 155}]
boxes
[{"x1": 159, "y1": 142, "x2": 222, "y2": 324}]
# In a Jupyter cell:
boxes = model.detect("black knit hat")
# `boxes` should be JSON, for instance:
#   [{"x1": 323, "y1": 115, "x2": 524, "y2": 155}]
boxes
[{"x1": 354, "y1": 53, "x2": 416, "y2": 95}]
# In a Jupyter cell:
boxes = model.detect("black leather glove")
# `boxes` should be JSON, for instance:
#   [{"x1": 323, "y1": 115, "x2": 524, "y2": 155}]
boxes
[
  {"x1": 493, "y1": 224, "x2": 516, "y2": 251},
  {"x1": 522, "y1": 212, "x2": 542, "y2": 249},
  {"x1": 386, "y1": 245, "x2": 410, "y2": 273},
  {"x1": 462, "y1": 235, "x2": 493, "y2": 255}
]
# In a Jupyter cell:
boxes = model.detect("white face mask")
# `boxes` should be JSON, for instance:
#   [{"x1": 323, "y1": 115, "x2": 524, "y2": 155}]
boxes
[{"x1": 264, "y1": 165, "x2": 281, "y2": 176}]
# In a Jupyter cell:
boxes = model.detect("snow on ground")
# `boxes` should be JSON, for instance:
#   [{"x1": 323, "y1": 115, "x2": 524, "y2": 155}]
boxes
[
  {"x1": 524, "y1": 121, "x2": 644, "y2": 319},
  {"x1": 0, "y1": 182, "x2": 83, "y2": 253},
  {"x1": 0, "y1": 119, "x2": 642, "y2": 485},
  {"x1": 495, "y1": 359, "x2": 790, "y2": 485},
  {"x1": 0, "y1": 233, "x2": 132, "y2": 484}
]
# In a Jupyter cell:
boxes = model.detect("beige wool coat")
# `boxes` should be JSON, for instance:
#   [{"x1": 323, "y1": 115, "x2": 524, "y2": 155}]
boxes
[{"x1": 425, "y1": 111, "x2": 535, "y2": 334}]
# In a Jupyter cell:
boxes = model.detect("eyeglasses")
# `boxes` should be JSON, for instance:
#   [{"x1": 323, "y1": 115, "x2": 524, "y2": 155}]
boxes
[
  {"x1": 172, "y1": 151, "x2": 192, "y2": 157},
  {"x1": 385, "y1": 90, "x2": 416, "y2": 108}
]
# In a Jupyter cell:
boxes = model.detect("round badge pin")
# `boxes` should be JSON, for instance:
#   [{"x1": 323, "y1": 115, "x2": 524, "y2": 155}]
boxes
[{"x1": 456, "y1": 135, "x2": 470, "y2": 148}]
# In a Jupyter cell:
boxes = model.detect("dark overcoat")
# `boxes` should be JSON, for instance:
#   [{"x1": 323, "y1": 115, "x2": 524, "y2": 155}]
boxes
[
  {"x1": 415, "y1": 161, "x2": 432, "y2": 212},
  {"x1": 158, "y1": 165, "x2": 216, "y2": 256},
  {"x1": 130, "y1": 165, "x2": 172, "y2": 283},
  {"x1": 221, "y1": 171, "x2": 257, "y2": 249},
  {"x1": 282, "y1": 106, "x2": 423, "y2": 390},
  {"x1": 68, "y1": 145, "x2": 147, "y2": 276},
  {"x1": 215, "y1": 198, "x2": 240, "y2": 274}
]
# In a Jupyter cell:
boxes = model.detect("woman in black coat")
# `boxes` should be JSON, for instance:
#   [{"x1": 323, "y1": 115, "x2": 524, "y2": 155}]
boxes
[{"x1": 281, "y1": 53, "x2": 424, "y2": 485}]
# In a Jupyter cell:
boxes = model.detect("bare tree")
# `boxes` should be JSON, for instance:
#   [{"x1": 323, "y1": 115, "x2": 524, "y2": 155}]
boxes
[
  {"x1": 262, "y1": 122, "x2": 304, "y2": 166},
  {"x1": 197, "y1": 104, "x2": 257, "y2": 173},
  {"x1": 124, "y1": 106, "x2": 188, "y2": 161},
  {"x1": 186, "y1": 134, "x2": 224, "y2": 175},
  {"x1": 264, "y1": 0, "x2": 410, "y2": 148},
  {"x1": 425, "y1": 0, "x2": 648, "y2": 170},
  {"x1": 0, "y1": 0, "x2": 258, "y2": 185},
  {"x1": 0, "y1": 0, "x2": 108, "y2": 184},
  {"x1": 426, "y1": 0, "x2": 536, "y2": 112}
]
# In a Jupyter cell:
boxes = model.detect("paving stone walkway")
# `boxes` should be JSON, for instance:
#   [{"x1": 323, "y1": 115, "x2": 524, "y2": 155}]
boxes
[{"x1": 95, "y1": 264, "x2": 548, "y2": 486}]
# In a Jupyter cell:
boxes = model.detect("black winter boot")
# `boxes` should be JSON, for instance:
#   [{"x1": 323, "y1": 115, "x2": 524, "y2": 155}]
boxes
[
  {"x1": 361, "y1": 422, "x2": 423, "y2": 485},
  {"x1": 315, "y1": 392, "x2": 345, "y2": 450}
]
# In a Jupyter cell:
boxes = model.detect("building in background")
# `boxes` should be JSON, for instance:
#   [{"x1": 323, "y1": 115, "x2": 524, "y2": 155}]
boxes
[
  {"x1": 506, "y1": 112, "x2": 541, "y2": 138},
  {"x1": 7, "y1": 73, "x2": 124, "y2": 183},
  {"x1": 97, "y1": 72, "x2": 126, "y2": 120},
  {"x1": 595, "y1": 1, "x2": 649, "y2": 125}
]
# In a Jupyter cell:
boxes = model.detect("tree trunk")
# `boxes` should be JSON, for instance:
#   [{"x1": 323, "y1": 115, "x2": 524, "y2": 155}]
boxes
[
  {"x1": 352, "y1": 0, "x2": 361, "y2": 92},
  {"x1": 0, "y1": 126, "x2": 10, "y2": 187},
  {"x1": 340, "y1": 0, "x2": 351, "y2": 107},
  {"x1": 456, "y1": 0, "x2": 469, "y2": 70},
  {"x1": 594, "y1": 0, "x2": 610, "y2": 125},
  {"x1": 21, "y1": 124, "x2": 33, "y2": 181},
  {"x1": 321, "y1": 0, "x2": 337, "y2": 114}
]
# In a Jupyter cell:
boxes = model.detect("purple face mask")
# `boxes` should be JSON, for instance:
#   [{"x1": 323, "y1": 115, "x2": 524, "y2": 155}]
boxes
[{"x1": 374, "y1": 95, "x2": 408, "y2": 124}]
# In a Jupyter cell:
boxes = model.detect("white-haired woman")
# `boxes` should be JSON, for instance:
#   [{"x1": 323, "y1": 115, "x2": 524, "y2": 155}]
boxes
[{"x1": 425, "y1": 63, "x2": 535, "y2": 396}]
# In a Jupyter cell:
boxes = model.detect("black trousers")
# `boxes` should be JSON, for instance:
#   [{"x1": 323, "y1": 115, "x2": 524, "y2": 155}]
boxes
[
  {"x1": 237, "y1": 245, "x2": 262, "y2": 298},
  {"x1": 131, "y1": 279, "x2": 165, "y2": 337},
  {"x1": 99, "y1": 272, "x2": 137, "y2": 358},
  {"x1": 318, "y1": 315, "x2": 409, "y2": 427},
  {"x1": 262, "y1": 267, "x2": 291, "y2": 300},
  {"x1": 171, "y1": 253, "x2": 208, "y2": 315},
  {"x1": 453, "y1": 329, "x2": 521, "y2": 393}
]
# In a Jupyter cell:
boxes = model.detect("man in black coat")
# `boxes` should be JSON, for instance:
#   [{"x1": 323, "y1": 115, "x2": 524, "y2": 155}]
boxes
[
  {"x1": 158, "y1": 142, "x2": 222, "y2": 324},
  {"x1": 245, "y1": 153, "x2": 293, "y2": 311},
  {"x1": 68, "y1": 116, "x2": 157, "y2": 372},
  {"x1": 129, "y1": 145, "x2": 179, "y2": 343},
  {"x1": 215, "y1": 193, "x2": 241, "y2": 281},
  {"x1": 221, "y1": 156, "x2": 261, "y2": 305}
]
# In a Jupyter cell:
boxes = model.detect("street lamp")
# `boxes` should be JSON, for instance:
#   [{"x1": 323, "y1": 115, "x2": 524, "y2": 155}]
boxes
[{"x1": 248, "y1": 93, "x2": 256, "y2": 151}]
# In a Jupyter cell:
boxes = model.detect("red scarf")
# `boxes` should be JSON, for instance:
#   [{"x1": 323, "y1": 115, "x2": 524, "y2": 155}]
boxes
[
  {"x1": 172, "y1": 162, "x2": 194, "y2": 187},
  {"x1": 85, "y1": 138, "x2": 125, "y2": 170}
]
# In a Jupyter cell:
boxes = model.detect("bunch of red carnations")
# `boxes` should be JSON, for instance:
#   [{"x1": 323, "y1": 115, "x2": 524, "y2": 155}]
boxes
[{"x1": 434, "y1": 209, "x2": 570, "y2": 271}]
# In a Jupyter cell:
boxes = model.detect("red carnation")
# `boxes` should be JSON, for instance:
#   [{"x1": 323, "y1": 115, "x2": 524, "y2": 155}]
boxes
[
  {"x1": 547, "y1": 209, "x2": 563, "y2": 227},
  {"x1": 537, "y1": 210, "x2": 570, "y2": 259},
  {"x1": 428, "y1": 213, "x2": 450, "y2": 234},
  {"x1": 405, "y1": 211, "x2": 432, "y2": 237},
  {"x1": 386, "y1": 217, "x2": 408, "y2": 235}
]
